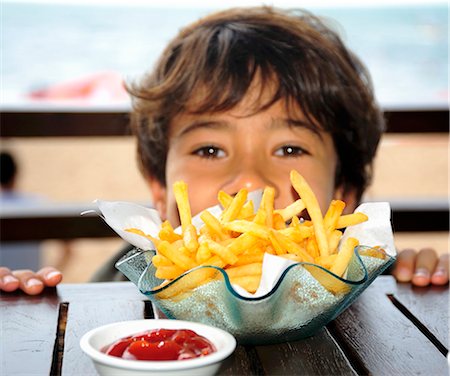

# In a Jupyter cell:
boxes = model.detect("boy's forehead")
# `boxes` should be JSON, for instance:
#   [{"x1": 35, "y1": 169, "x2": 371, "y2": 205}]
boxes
[
  {"x1": 170, "y1": 80, "x2": 319, "y2": 134},
  {"x1": 172, "y1": 101, "x2": 296, "y2": 130}
]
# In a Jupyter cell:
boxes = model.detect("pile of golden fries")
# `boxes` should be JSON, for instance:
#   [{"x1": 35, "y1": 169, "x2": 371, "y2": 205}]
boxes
[{"x1": 126, "y1": 170, "x2": 369, "y2": 294}]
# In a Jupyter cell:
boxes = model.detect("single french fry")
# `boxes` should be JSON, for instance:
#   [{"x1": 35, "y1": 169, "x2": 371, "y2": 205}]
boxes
[
  {"x1": 278, "y1": 226, "x2": 313, "y2": 242},
  {"x1": 217, "y1": 190, "x2": 233, "y2": 210},
  {"x1": 268, "y1": 230, "x2": 287, "y2": 255},
  {"x1": 152, "y1": 254, "x2": 173, "y2": 267},
  {"x1": 227, "y1": 233, "x2": 260, "y2": 256},
  {"x1": 196, "y1": 242, "x2": 212, "y2": 264},
  {"x1": 290, "y1": 170, "x2": 329, "y2": 257},
  {"x1": 261, "y1": 186, "x2": 275, "y2": 228},
  {"x1": 232, "y1": 250, "x2": 265, "y2": 266},
  {"x1": 204, "y1": 239, "x2": 238, "y2": 265},
  {"x1": 272, "y1": 230, "x2": 314, "y2": 262},
  {"x1": 183, "y1": 223, "x2": 199, "y2": 253},
  {"x1": 358, "y1": 246, "x2": 387, "y2": 259},
  {"x1": 323, "y1": 200, "x2": 346, "y2": 232},
  {"x1": 335, "y1": 212, "x2": 368, "y2": 229},
  {"x1": 279, "y1": 253, "x2": 303, "y2": 262},
  {"x1": 156, "y1": 267, "x2": 219, "y2": 299},
  {"x1": 221, "y1": 189, "x2": 248, "y2": 223},
  {"x1": 328, "y1": 229, "x2": 343, "y2": 255},
  {"x1": 225, "y1": 262, "x2": 262, "y2": 278},
  {"x1": 238, "y1": 200, "x2": 254, "y2": 220},
  {"x1": 173, "y1": 181, "x2": 192, "y2": 231},
  {"x1": 159, "y1": 220, "x2": 182, "y2": 242},
  {"x1": 252, "y1": 208, "x2": 267, "y2": 225},
  {"x1": 156, "y1": 241, "x2": 197, "y2": 270},
  {"x1": 272, "y1": 212, "x2": 286, "y2": 230},
  {"x1": 224, "y1": 220, "x2": 270, "y2": 240},
  {"x1": 159, "y1": 228, "x2": 182, "y2": 243},
  {"x1": 290, "y1": 215, "x2": 300, "y2": 227},
  {"x1": 200, "y1": 255, "x2": 226, "y2": 268},
  {"x1": 229, "y1": 275, "x2": 261, "y2": 293},
  {"x1": 306, "y1": 235, "x2": 320, "y2": 259},
  {"x1": 155, "y1": 265, "x2": 185, "y2": 280},
  {"x1": 125, "y1": 228, "x2": 160, "y2": 246},
  {"x1": 200, "y1": 210, "x2": 228, "y2": 241},
  {"x1": 330, "y1": 237, "x2": 359, "y2": 277},
  {"x1": 274, "y1": 199, "x2": 305, "y2": 222},
  {"x1": 314, "y1": 254, "x2": 338, "y2": 269}
]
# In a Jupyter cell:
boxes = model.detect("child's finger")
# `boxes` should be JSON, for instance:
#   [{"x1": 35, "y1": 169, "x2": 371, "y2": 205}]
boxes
[
  {"x1": 0, "y1": 267, "x2": 20, "y2": 292},
  {"x1": 431, "y1": 254, "x2": 449, "y2": 286},
  {"x1": 37, "y1": 267, "x2": 63, "y2": 287},
  {"x1": 392, "y1": 248, "x2": 416, "y2": 283},
  {"x1": 411, "y1": 248, "x2": 438, "y2": 287},
  {"x1": 11, "y1": 269, "x2": 45, "y2": 295}
]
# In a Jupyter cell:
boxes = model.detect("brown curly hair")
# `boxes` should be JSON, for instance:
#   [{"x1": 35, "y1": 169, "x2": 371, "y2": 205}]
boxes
[{"x1": 127, "y1": 6, "x2": 385, "y2": 201}]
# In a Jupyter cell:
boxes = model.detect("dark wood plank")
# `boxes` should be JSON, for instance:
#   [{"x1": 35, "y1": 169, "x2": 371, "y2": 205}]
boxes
[
  {"x1": 0, "y1": 216, "x2": 117, "y2": 241},
  {"x1": 0, "y1": 111, "x2": 131, "y2": 137},
  {"x1": 392, "y1": 282, "x2": 449, "y2": 348},
  {"x1": 255, "y1": 329, "x2": 357, "y2": 375},
  {"x1": 0, "y1": 290, "x2": 60, "y2": 375},
  {"x1": 384, "y1": 110, "x2": 449, "y2": 133},
  {"x1": 329, "y1": 277, "x2": 449, "y2": 375},
  {"x1": 62, "y1": 300, "x2": 146, "y2": 375},
  {"x1": 55, "y1": 282, "x2": 145, "y2": 302},
  {"x1": 56, "y1": 283, "x2": 149, "y2": 375},
  {"x1": 218, "y1": 346, "x2": 260, "y2": 375},
  {"x1": 1, "y1": 109, "x2": 447, "y2": 137},
  {"x1": 391, "y1": 208, "x2": 449, "y2": 232}
]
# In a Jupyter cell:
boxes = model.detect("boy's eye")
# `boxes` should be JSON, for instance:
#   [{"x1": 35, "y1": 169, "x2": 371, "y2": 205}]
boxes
[
  {"x1": 274, "y1": 145, "x2": 307, "y2": 157},
  {"x1": 193, "y1": 146, "x2": 226, "y2": 158}
]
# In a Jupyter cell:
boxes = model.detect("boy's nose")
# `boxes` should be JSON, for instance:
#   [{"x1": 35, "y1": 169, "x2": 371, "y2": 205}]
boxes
[{"x1": 222, "y1": 168, "x2": 277, "y2": 197}]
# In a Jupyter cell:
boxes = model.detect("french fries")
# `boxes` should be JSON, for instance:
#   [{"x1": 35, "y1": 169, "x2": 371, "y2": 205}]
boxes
[{"x1": 126, "y1": 170, "x2": 371, "y2": 295}]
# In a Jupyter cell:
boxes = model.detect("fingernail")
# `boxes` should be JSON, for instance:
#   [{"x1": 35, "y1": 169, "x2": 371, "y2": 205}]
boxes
[
  {"x1": 2, "y1": 275, "x2": 19, "y2": 284},
  {"x1": 414, "y1": 268, "x2": 430, "y2": 278},
  {"x1": 396, "y1": 267, "x2": 412, "y2": 281},
  {"x1": 26, "y1": 278, "x2": 43, "y2": 288},
  {"x1": 432, "y1": 268, "x2": 447, "y2": 277},
  {"x1": 47, "y1": 271, "x2": 62, "y2": 280}
]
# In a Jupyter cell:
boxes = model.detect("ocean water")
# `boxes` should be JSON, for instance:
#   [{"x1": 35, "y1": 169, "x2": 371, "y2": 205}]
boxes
[{"x1": 2, "y1": 2, "x2": 448, "y2": 109}]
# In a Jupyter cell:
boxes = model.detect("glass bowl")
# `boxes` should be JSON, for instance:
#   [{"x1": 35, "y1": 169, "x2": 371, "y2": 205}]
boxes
[{"x1": 116, "y1": 246, "x2": 394, "y2": 345}]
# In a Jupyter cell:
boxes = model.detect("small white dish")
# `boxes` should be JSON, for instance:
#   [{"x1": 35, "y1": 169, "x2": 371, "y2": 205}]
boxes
[{"x1": 80, "y1": 319, "x2": 236, "y2": 376}]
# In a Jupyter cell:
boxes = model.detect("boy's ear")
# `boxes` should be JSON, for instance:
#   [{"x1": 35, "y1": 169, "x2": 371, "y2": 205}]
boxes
[
  {"x1": 334, "y1": 186, "x2": 359, "y2": 214},
  {"x1": 147, "y1": 177, "x2": 167, "y2": 219}
]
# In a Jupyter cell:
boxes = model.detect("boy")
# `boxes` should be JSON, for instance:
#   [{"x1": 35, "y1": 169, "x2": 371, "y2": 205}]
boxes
[{"x1": 1, "y1": 6, "x2": 447, "y2": 294}]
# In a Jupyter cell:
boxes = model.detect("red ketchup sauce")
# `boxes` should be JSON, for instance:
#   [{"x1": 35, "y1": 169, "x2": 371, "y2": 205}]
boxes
[{"x1": 102, "y1": 329, "x2": 216, "y2": 361}]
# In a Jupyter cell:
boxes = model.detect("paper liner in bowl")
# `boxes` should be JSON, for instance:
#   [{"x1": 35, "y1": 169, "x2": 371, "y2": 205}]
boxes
[{"x1": 116, "y1": 245, "x2": 394, "y2": 345}]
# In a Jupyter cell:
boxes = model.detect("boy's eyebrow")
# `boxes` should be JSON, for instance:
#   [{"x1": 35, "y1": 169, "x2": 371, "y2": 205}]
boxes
[
  {"x1": 174, "y1": 120, "x2": 228, "y2": 138},
  {"x1": 276, "y1": 118, "x2": 323, "y2": 139},
  {"x1": 174, "y1": 117, "x2": 322, "y2": 139}
]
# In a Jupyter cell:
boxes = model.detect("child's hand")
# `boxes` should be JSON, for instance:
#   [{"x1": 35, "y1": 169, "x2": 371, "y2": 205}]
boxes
[
  {"x1": 392, "y1": 249, "x2": 449, "y2": 286},
  {"x1": 0, "y1": 266, "x2": 63, "y2": 295}
]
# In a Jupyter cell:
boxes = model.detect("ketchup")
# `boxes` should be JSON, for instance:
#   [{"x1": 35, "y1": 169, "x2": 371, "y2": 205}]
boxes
[{"x1": 102, "y1": 328, "x2": 216, "y2": 361}]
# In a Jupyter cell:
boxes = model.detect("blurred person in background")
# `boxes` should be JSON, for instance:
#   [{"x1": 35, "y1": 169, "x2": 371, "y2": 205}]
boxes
[{"x1": 0, "y1": 151, "x2": 62, "y2": 294}]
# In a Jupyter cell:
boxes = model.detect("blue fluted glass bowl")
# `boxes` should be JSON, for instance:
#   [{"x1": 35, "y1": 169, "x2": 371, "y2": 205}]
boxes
[{"x1": 116, "y1": 246, "x2": 394, "y2": 345}]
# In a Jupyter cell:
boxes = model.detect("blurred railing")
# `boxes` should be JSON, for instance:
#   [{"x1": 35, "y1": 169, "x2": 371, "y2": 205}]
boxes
[
  {"x1": 1, "y1": 109, "x2": 448, "y2": 137},
  {"x1": 0, "y1": 107, "x2": 448, "y2": 242}
]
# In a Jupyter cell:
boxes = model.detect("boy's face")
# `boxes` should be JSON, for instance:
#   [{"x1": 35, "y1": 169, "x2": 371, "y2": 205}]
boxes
[{"x1": 148, "y1": 86, "x2": 357, "y2": 226}]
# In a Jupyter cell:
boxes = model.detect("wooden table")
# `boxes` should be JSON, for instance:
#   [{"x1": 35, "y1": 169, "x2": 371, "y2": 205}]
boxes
[{"x1": 1, "y1": 276, "x2": 448, "y2": 375}]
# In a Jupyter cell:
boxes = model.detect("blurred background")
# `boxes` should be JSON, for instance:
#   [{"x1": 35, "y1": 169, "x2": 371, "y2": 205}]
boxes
[{"x1": 1, "y1": 0, "x2": 448, "y2": 282}]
